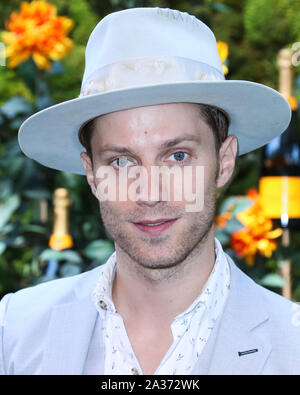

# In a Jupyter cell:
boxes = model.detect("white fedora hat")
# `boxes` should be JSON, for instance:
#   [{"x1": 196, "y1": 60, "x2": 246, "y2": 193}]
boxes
[{"x1": 18, "y1": 6, "x2": 291, "y2": 175}]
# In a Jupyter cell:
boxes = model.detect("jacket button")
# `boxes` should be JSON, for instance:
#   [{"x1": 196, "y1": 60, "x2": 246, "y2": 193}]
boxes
[
  {"x1": 98, "y1": 300, "x2": 107, "y2": 310},
  {"x1": 131, "y1": 367, "x2": 139, "y2": 375}
]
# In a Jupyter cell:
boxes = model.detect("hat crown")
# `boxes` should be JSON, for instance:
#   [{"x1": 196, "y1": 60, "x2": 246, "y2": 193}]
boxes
[
  {"x1": 81, "y1": 7, "x2": 223, "y2": 92},
  {"x1": 17, "y1": 7, "x2": 291, "y2": 175}
]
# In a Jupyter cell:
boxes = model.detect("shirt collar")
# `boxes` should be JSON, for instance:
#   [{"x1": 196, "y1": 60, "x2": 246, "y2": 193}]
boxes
[{"x1": 92, "y1": 237, "x2": 230, "y2": 321}]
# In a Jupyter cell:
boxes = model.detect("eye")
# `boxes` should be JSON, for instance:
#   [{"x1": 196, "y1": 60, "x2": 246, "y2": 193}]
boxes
[
  {"x1": 111, "y1": 155, "x2": 134, "y2": 168},
  {"x1": 167, "y1": 151, "x2": 189, "y2": 162}
]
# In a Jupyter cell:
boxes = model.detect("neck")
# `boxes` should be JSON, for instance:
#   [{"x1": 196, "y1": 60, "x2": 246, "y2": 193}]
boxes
[{"x1": 111, "y1": 227, "x2": 216, "y2": 328}]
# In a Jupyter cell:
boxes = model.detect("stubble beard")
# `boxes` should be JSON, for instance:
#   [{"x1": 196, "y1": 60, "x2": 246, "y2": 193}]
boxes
[{"x1": 98, "y1": 171, "x2": 218, "y2": 273}]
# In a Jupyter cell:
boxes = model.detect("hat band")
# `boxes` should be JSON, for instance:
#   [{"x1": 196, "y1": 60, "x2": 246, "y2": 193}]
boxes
[{"x1": 79, "y1": 56, "x2": 225, "y2": 97}]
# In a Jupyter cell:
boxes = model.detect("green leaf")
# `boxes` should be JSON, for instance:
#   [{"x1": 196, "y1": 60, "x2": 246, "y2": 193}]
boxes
[
  {"x1": 2, "y1": 137, "x2": 21, "y2": 157},
  {"x1": 60, "y1": 263, "x2": 81, "y2": 277},
  {"x1": 39, "y1": 248, "x2": 82, "y2": 263},
  {"x1": 15, "y1": 158, "x2": 36, "y2": 190},
  {"x1": 0, "y1": 179, "x2": 13, "y2": 199},
  {"x1": 22, "y1": 224, "x2": 47, "y2": 234},
  {"x1": 45, "y1": 61, "x2": 65, "y2": 76},
  {"x1": 0, "y1": 241, "x2": 6, "y2": 255},
  {"x1": 291, "y1": 253, "x2": 300, "y2": 267},
  {"x1": 0, "y1": 194, "x2": 20, "y2": 229},
  {"x1": 231, "y1": 197, "x2": 253, "y2": 215},
  {"x1": 211, "y1": 2, "x2": 232, "y2": 12},
  {"x1": 2, "y1": 235, "x2": 25, "y2": 248},
  {"x1": 1, "y1": 96, "x2": 34, "y2": 119},
  {"x1": 23, "y1": 189, "x2": 51, "y2": 200},
  {"x1": 36, "y1": 95, "x2": 54, "y2": 110},
  {"x1": 57, "y1": 172, "x2": 83, "y2": 189},
  {"x1": 0, "y1": 223, "x2": 14, "y2": 235},
  {"x1": 218, "y1": 196, "x2": 253, "y2": 215},
  {"x1": 224, "y1": 217, "x2": 244, "y2": 233},
  {"x1": 259, "y1": 273, "x2": 285, "y2": 288},
  {"x1": 39, "y1": 249, "x2": 61, "y2": 261},
  {"x1": 16, "y1": 57, "x2": 38, "y2": 94},
  {"x1": 84, "y1": 240, "x2": 114, "y2": 263},
  {"x1": 59, "y1": 250, "x2": 83, "y2": 264},
  {"x1": 4, "y1": 156, "x2": 25, "y2": 178},
  {"x1": 9, "y1": 115, "x2": 31, "y2": 130},
  {"x1": 214, "y1": 229, "x2": 231, "y2": 244},
  {"x1": 31, "y1": 274, "x2": 58, "y2": 285},
  {"x1": 218, "y1": 196, "x2": 238, "y2": 214}
]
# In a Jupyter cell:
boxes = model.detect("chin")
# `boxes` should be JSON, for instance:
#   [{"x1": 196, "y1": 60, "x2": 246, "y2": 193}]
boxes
[
  {"x1": 130, "y1": 252, "x2": 182, "y2": 270},
  {"x1": 126, "y1": 236, "x2": 193, "y2": 269}
]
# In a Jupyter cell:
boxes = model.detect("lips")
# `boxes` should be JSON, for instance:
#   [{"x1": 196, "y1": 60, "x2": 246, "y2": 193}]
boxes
[
  {"x1": 136, "y1": 218, "x2": 175, "y2": 225},
  {"x1": 133, "y1": 218, "x2": 177, "y2": 236}
]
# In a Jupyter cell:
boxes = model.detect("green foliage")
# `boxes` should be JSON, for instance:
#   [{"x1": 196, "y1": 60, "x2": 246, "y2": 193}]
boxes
[
  {"x1": 0, "y1": 67, "x2": 33, "y2": 107},
  {"x1": 244, "y1": 0, "x2": 300, "y2": 47},
  {"x1": 0, "y1": 0, "x2": 300, "y2": 302},
  {"x1": 83, "y1": 240, "x2": 115, "y2": 262},
  {"x1": 68, "y1": 0, "x2": 100, "y2": 44},
  {"x1": 0, "y1": 137, "x2": 50, "y2": 294},
  {"x1": 47, "y1": 45, "x2": 86, "y2": 102}
]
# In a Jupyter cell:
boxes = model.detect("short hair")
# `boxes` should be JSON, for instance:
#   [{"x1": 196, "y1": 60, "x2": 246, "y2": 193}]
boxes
[{"x1": 78, "y1": 103, "x2": 232, "y2": 162}]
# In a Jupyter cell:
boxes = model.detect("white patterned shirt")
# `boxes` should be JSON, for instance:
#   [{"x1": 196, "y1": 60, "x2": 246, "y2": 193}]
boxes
[{"x1": 84, "y1": 237, "x2": 230, "y2": 375}]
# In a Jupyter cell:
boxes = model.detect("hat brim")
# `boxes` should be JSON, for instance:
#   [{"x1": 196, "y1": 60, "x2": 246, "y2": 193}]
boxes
[{"x1": 18, "y1": 80, "x2": 291, "y2": 175}]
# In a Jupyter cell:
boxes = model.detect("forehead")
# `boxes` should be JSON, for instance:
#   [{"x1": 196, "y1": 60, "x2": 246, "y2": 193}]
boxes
[{"x1": 91, "y1": 102, "x2": 213, "y2": 148}]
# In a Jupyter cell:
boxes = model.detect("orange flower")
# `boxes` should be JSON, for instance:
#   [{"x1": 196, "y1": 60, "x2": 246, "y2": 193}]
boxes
[
  {"x1": 217, "y1": 41, "x2": 229, "y2": 75},
  {"x1": 215, "y1": 212, "x2": 232, "y2": 228},
  {"x1": 286, "y1": 96, "x2": 298, "y2": 111},
  {"x1": 231, "y1": 228, "x2": 257, "y2": 267},
  {"x1": 232, "y1": 188, "x2": 283, "y2": 266},
  {"x1": 246, "y1": 188, "x2": 259, "y2": 199},
  {"x1": 231, "y1": 227, "x2": 281, "y2": 267},
  {"x1": 1, "y1": 0, "x2": 74, "y2": 70}
]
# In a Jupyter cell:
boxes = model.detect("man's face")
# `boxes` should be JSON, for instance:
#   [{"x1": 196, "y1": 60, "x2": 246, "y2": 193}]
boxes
[{"x1": 81, "y1": 102, "x2": 237, "y2": 269}]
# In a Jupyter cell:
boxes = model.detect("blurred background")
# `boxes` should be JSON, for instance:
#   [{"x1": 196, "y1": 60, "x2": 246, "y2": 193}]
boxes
[{"x1": 0, "y1": 0, "x2": 300, "y2": 300}]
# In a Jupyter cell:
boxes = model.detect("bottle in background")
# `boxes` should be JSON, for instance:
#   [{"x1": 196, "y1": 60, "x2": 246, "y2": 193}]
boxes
[
  {"x1": 259, "y1": 48, "x2": 300, "y2": 229},
  {"x1": 46, "y1": 188, "x2": 73, "y2": 277}
]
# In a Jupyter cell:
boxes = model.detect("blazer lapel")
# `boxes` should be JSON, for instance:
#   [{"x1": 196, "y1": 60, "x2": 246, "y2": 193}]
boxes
[
  {"x1": 192, "y1": 255, "x2": 272, "y2": 375},
  {"x1": 207, "y1": 309, "x2": 272, "y2": 375},
  {"x1": 40, "y1": 266, "x2": 102, "y2": 374}
]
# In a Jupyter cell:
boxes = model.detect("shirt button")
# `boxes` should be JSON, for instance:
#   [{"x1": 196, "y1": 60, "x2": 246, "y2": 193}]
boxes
[
  {"x1": 131, "y1": 367, "x2": 139, "y2": 375},
  {"x1": 98, "y1": 300, "x2": 107, "y2": 310}
]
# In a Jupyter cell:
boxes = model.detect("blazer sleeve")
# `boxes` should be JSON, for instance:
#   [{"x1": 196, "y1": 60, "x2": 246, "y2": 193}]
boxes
[{"x1": 0, "y1": 293, "x2": 14, "y2": 375}]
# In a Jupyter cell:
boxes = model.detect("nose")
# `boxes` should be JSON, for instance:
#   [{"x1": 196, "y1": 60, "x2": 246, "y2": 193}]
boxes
[
  {"x1": 133, "y1": 162, "x2": 185, "y2": 207},
  {"x1": 136, "y1": 198, "x2": 163, "y2": 208},
  {"x1": 129, "y1": 163, "x2": 167, "y2": 206}
]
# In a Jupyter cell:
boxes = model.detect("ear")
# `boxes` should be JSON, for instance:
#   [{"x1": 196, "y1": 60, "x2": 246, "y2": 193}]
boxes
[
  {"x1": 80, "y1": 152, "x2": 98, "y2": 198},
  {"x1": 216, "y1": 134, "x2": 238, "y2": 189}
]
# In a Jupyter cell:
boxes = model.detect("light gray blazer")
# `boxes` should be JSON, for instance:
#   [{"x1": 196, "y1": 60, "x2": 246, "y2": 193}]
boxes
[{"x1": 1, "y1": 253, "x2": 300, "y2": 375}]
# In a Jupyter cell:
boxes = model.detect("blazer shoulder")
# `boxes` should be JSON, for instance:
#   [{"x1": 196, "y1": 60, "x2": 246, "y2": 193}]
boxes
[
  {"x1": 254, "y1": 277, "x2": 300, "y2": 370},
  {"x1": 229, "y1": 255, "x2": 298, "y2": 314},
  {"x1": 0, "y1": 264, "x2": 104, "y2": 328},
  {"x1": 230, "y1": 258, "x2": 300, "y2": 350},
  {"x1": 258, "y1": 281, "x2": 300, "y2": 333},
  {"x1": 0, "y1": 265, "x2": 104, "y2": 375}
]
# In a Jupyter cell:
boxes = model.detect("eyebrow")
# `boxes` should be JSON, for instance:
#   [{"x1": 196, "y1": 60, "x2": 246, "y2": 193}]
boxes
[{"x1": 97, "y1": 133, "x2": 202, "y2": 155}]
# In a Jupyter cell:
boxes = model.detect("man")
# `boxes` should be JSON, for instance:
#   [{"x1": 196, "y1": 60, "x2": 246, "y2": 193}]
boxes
[{"x1": 1, "y1": 7, "x2": 300, "y2": 375}]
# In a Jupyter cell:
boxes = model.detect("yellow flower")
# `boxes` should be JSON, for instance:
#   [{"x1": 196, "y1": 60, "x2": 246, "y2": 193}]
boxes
[
  {"x1": 217, "y1": 41, "x2": 229, "y2": 75},
  {"x1": 1, "y1": 0, "x2": 74, "y2": 70}
]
